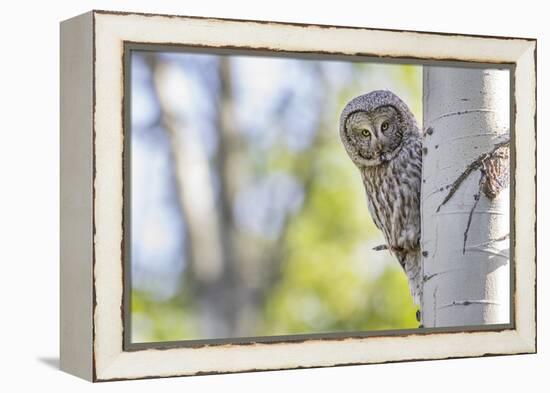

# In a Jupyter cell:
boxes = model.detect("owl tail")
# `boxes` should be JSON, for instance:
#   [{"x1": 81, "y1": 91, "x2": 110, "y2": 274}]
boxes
[{"x1": 396, "y1": 250, "x2": 422, "y2": 308}]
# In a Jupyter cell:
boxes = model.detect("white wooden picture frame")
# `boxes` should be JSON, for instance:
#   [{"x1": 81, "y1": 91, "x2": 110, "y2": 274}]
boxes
[{"x1": 60, "y1": 10, "x2": 536, "y2": 382}]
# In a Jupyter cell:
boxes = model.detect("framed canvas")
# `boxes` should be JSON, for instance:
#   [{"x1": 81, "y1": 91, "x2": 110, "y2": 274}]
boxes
[{"x1": 60, "y1": 10, "x2": 536, "y2": 382}]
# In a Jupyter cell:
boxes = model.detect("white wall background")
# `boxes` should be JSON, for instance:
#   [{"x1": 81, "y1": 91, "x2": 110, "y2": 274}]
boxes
[{"x1": 0, "y1": 0, "x2": 545, "y2": 391}]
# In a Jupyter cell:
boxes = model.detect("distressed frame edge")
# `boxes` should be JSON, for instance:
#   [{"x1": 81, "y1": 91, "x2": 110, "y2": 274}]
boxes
[
  {"x1": 86, "y1": 11, "x2": 536, "y2": 382},
  {"x1": 91, "y1": 8, "x2": 538, "y2": 42},
  {"x1": 512, "y1": 39, "x2": 537, "y2": 354},
  {"x1": 59, "y1": 11, "x2": 95, "y2": 381}
]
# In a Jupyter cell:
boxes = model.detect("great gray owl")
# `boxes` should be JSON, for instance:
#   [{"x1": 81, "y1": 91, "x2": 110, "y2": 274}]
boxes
[{"x1": 339, "y1": 90, "x2": 423, "y2": 311}]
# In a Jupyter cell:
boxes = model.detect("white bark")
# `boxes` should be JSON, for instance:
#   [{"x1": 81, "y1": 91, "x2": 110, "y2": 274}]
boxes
[{"x1": 421, "y1": 67, "x2": 510, "y2": 327}]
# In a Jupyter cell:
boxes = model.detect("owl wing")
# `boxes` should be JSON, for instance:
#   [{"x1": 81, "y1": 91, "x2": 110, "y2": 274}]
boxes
[
  {"x1": 361, "y1": 172, "x2": 390, "y2": 242},
  {"x1": 366, "y1": 194, "x2": 383, "y2": 231}
]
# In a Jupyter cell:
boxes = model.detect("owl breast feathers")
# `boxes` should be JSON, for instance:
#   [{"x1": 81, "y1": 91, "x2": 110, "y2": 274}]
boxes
[{"x1": 339, "y1": 90, "x2": 423, "y2": 306}]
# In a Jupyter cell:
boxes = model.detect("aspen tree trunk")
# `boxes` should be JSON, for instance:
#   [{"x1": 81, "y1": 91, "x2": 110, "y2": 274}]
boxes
[{"x1": 421, "y1": 67, "x2": 510, "y2": 327}]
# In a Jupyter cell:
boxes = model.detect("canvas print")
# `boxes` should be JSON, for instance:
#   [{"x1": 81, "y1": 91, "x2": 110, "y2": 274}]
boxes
[{"x1": 127, "y1": 49, "x2": 511, "y2": 345}]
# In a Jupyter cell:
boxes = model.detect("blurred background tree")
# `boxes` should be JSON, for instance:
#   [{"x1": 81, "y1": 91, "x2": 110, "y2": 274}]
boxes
[{"x1": 130, "y1": 50, "x2": 421, "y2": 343}]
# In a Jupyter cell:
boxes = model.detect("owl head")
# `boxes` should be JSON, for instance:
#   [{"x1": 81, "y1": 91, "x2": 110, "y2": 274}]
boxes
[{"x1": 339, "y1": 90, "x2": 419, "y2": 167}]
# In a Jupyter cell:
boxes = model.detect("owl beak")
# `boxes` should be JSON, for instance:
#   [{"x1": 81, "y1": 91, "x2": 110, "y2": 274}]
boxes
[{"x1": 373, "y1": 144, "x2": 387, "y2": 162}]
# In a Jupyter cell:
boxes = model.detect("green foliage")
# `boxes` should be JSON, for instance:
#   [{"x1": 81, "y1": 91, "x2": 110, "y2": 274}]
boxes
[
  {"x1": 131, "y1": 290, "x2": 197, "y2": 343},
  {"x1": 258, "y1": 140, "x2": 418, "y2": 335},
  {"x1": 396, "y1": 64, "x2": 423, "y2": 122}
]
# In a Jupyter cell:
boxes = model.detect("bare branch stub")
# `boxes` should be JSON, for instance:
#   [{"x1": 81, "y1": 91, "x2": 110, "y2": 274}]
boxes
[
  {"x1": 437, "y1": 139, "x2": 510, "y2": 212},
  {"x1": 372, "y1": 244, "x2": 389, "y2": 251},
  {"x1": 433, "y1": 139, "x2": 510, "y2": 254}
]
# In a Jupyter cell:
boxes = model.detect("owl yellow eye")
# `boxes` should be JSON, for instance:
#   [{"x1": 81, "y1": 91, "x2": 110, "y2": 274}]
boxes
[
  {"x1": 361, "y1": 129, "x2": 371, "y2": 137},
  {"x1": 381, "y1": 121, "x2": 389, "y2": 132}
]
